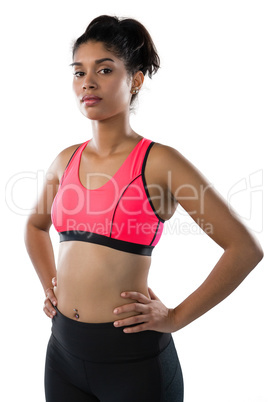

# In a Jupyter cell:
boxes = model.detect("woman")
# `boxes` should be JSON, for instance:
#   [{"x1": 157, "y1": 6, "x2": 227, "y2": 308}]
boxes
[{"x1": 25, "y1": 15, "x2": 263, "y2": 402}]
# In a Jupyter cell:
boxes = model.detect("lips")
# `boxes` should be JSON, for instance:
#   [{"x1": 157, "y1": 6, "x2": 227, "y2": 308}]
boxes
[
  {"x1": 81, "y1": 95, "x2": 102, "y2": 107},
  {"x1": 82, "y1": 95, "x2": 102, "y2": 102}
]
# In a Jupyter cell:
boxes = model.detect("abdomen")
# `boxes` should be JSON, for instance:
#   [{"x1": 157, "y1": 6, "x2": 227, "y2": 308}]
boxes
[{"x1": 54, "y1": 241, "x2": 151, "y2": 323}]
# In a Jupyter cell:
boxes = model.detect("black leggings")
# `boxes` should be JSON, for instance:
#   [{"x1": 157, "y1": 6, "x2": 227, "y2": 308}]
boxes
[{"x1": 45, "y1": 308, "x2": 184, "y2": 401}]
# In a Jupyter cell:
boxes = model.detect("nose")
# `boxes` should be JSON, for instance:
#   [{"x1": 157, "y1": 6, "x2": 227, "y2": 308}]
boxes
[{"x1": 82, "y1": 73, "x2": 98, "y2": 90}]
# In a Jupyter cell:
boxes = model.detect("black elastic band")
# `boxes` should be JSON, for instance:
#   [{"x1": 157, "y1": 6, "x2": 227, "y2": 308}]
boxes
[
  {"x1": 141, "y1": 142, "x2": 165, "y2": 223},
  {"x1": 59, "y1": 231, "x2": 154, "y2": 256}
]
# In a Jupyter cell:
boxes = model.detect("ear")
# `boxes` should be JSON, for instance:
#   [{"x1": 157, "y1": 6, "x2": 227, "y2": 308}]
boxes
[{"x1": 132, "y1": 70, "x2": 144, "y2": 90}]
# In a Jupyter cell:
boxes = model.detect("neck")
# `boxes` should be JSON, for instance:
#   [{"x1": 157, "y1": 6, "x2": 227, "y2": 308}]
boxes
[{"x1": 90, "y1": 111, "x2": 136, "y2": 156}]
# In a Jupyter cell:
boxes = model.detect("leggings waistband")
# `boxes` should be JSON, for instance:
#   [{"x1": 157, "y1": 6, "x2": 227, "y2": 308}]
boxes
[{"x1": 51, "y1": 308, "x2": 171, "y2": 363}]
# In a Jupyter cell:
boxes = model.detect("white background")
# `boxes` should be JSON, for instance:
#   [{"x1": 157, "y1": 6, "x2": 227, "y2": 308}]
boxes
[{"x1": 1, "y1": 1, "x2": 267, "y2": 401}]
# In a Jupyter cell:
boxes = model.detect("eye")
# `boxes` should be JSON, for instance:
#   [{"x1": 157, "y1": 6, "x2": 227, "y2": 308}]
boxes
[
  {"x1": 73, "y1": 71, "x2": 85, "y2": 77},
  {"x1": 98, "y1": 68, "x2": 112, "y2": 75}
]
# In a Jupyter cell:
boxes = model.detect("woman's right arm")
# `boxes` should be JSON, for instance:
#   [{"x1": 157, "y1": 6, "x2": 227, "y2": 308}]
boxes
[{"x1": 24, "y1": 144, "x2": 80, "y2": 318}]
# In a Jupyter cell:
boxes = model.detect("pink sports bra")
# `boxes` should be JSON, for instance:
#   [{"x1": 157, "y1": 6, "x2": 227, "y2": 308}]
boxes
[{"x1": 51, "y1": 137, "x2": 165, "y2": 256}]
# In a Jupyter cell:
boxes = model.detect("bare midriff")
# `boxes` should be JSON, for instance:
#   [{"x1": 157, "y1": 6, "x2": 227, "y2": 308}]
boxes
[{"x1": 54, "y1": 240, "x2": 151, "y2": 323}]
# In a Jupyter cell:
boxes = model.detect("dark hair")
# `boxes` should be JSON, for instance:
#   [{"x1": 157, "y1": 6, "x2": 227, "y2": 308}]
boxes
[{"x1": 72, "y1": 15, "x2": 160, "y2": 105}]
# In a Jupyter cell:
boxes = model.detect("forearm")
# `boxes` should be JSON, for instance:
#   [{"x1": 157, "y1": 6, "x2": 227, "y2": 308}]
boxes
[
  {"x1": 25, "y1": 223, "x2": 57, "y2": 294},
  {"x1": 172, "y1": 244, "x2": 263, "y2": 332}
]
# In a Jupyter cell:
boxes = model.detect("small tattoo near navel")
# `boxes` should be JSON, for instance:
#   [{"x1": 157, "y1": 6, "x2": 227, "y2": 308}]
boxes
[{"x1": 73, "y1": 308, "x2": 80, "y2": 320}]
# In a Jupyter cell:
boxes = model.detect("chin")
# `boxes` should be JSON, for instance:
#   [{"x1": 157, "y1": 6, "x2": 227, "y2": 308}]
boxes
[
  {"x1": 81, "y1": 109, "x2": 104, "y2": 121},
  {"x1": 81, "y1": 108, "x2": 122, "y2": 122}
]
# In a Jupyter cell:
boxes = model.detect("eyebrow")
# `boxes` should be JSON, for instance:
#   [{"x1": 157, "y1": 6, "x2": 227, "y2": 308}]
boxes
[{"x1": 69, "y1": 58, "x2": 115, "y2": 67}]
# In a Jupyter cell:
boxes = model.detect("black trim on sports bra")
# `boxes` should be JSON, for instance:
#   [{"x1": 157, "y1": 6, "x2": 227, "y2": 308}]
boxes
[
  {"x1": 59, "y1": 145, "x2": 81, "y2": 186},
  {"x1": 141, "y1": 142, "x2": 165, "y2": 223},
  {"x1": 65, "y1": 146, "x2": 81, "y2": 170},
  {"x1": 59, "y1": 231, "x2": 154, "y2": 256},
  {"x1": 109, "y1": 174, "x2": 142, "y2": 237}
]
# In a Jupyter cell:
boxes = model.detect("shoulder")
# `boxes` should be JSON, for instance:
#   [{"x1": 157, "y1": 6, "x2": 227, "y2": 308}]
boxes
[
  {"x1": 149, "y1": 140, "x2": 183, "y2": 162},
  {"x1": 145, "y1": 139, "x2": 212, "y2": 201},
  {"x1": 48, "y1": 142, "x2": 84, "y2": 182},
  {"x1": 148, "y1": 140, "x2": 200, "y2": 183}
]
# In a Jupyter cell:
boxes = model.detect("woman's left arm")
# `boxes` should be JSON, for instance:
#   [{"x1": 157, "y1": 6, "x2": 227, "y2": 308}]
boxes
[{"x1": 113, "y1": 144, "x2": 263, "y2": 333}]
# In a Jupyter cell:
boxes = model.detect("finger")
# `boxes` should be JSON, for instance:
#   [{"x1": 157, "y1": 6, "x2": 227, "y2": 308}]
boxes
[
  {"x1": 114, "y1": 302, "x2": 148, "y2": 316},
  {"x1": 114, "y1": 314, "x2": 148, "y2": 328},
  {"x1": 121, "y1": 291, "x2": 150, "y2": 304},
  {"x1": 148, "y1": 287, "x2": 160, "y2": 301},
  {"x1": 46, "y1": 288, "x2": 57, "y2": 307},
  {"x1": 44, "y1": 296, "x2": 57, "y2": 313},
  {"x1": 52, "y1": 277, "x2": 57, "y2": 287},
  {"x1": 43, "y1": 299, "x2": 56, "y2": 319},
  {"x1": 123, "y1": 322, "x2": 149, "y2": 334},
  {"x1": 43, "y1": 305, "x2": 55, "y2": 319}
]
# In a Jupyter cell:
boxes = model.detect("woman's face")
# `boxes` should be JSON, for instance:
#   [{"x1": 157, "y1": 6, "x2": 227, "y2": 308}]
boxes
[{"x1": 72, "y1": 41, "x2": 134, "y2": 121}]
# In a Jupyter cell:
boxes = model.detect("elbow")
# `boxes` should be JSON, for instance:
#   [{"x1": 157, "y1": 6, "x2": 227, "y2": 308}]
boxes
[
  {"x1": 245, "y1": 239, "x2": 264, "y2": 268},
  {"x1": 228, "y1": 235, "x2": 264, "y2": 272},
  {"x1": 24, "y1": 217, "x2": 30, "y2": 242},
  {"x1": 24, "y1": 218, "x2": 33, "y2": 249},
  {"x1": 24, "y1": 216, "x2": 34, "y2": 240},
  {"x1": 254, "y1": 244, "x2": 264, "y2": 264},
  {"x1": 250, "y1": 232, "x2": 264, "y2": 264}
]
